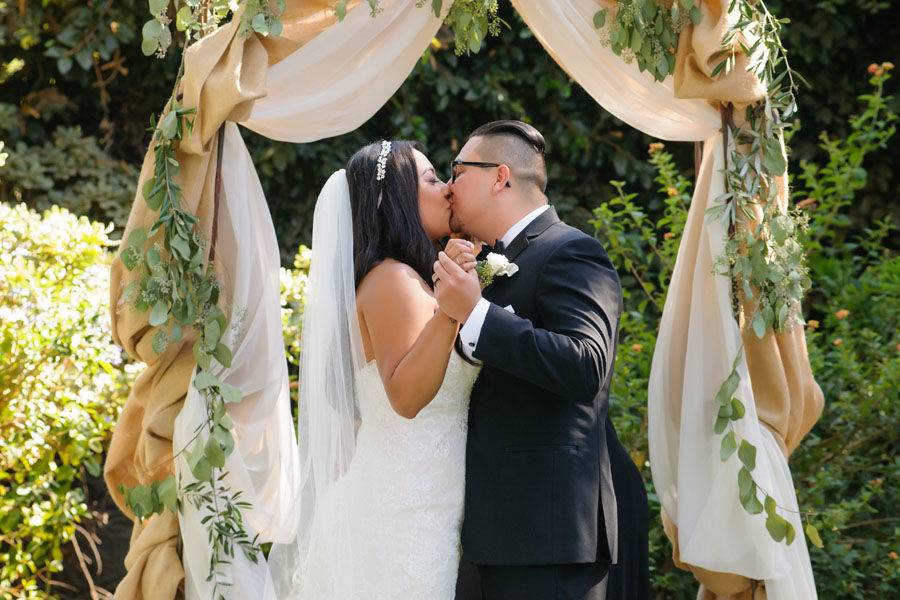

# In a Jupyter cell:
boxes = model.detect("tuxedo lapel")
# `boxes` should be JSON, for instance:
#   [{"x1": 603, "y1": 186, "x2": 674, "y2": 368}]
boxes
[{"x1": 503, "y1": 206, "x2": 560, "y2": 262}]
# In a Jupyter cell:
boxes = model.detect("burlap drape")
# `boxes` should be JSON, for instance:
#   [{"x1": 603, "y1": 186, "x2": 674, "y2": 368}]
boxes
[
  {"x1": 662, "y1": 1, "x2": 824, "y2": 597},
  {"x1": 103, "y1": 3, "x2": 354, "y2": 599}
]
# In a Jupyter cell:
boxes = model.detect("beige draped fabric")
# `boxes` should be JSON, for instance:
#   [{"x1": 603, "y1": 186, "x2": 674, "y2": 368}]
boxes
[
  {"x1": 667, "y1": 1, "x2": 824, "y2": 597},
  {"x1": 104, "y1": 3, "x2": 354, "y2": 598}
]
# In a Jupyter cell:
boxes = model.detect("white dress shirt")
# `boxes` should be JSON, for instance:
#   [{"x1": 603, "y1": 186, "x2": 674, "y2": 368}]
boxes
[{"x1": 458, "y1": 205, "x2": 551, "y2": 361}]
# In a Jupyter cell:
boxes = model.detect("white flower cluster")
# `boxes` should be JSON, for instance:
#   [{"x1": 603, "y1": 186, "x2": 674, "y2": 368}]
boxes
[
  {"x1": 476, "y1": 251, "x2": 519, "y2": 289},
  {"x1": 376, "y1": 140, "x2": 391, "y2": 181},
  {"x1": 485, "y1": 252, "x2": 519, "y2": 277}
]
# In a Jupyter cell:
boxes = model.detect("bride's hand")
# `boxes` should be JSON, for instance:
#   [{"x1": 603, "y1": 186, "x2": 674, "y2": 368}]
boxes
[{"x1": 444, "y1": 238, "x2": 478, "y2": 273}]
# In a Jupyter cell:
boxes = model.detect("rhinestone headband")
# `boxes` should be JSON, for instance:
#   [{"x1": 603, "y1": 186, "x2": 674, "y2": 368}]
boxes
[{"x1": 375, "y1": 140, "x2": 391, "y2": 181}]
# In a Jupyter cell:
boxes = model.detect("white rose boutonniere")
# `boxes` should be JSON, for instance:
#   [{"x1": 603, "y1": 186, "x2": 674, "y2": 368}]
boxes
[{"x1": 476, "y1": 252, "x2": 519, "y2": 289}]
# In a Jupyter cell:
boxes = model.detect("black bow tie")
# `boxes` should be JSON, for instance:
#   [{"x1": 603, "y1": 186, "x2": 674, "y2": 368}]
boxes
[{"x1": 477, "y1": 239, "x2": 505, "y2": 261}]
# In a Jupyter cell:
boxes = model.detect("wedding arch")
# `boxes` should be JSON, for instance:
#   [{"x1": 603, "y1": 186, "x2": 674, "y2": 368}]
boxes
[{"x1": 104, "y1": 1, "x2": 825, "y2": 598}]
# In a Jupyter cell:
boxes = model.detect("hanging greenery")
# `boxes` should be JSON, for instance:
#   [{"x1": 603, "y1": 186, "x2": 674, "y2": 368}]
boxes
[
  {"x1": 593, "y1": 0, "x2": 701, "y2": 82},
  {"x1": 118, "y1": 1, "x2": 280, "y2": 597},
  {"x1": 594, "y1": 0, "x2": 821, "y2": 548}
]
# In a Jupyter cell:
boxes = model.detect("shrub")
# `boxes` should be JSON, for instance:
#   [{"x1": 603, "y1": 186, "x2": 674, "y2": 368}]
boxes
[{"x1": 0, "y1": 203, "x2": 135, "y2": 598}]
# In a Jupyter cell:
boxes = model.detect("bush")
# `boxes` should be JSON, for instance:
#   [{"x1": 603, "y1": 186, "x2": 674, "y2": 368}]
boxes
[
  {"x1": 0, "y1": 203, "x2": 135, "y2": 598},
  {"x1": 592, "y1": 70, "x2": 897, "y2": 598}
]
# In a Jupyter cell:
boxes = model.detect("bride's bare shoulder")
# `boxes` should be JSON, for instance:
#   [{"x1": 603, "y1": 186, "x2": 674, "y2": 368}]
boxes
[{"x1": 357, "y1": 259, "x2": 433, "y2": 309}]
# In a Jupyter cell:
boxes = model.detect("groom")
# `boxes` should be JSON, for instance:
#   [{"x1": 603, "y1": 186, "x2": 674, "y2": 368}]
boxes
[{"x1": 434, "y1": 121, "x2": 649, "y2": 600}]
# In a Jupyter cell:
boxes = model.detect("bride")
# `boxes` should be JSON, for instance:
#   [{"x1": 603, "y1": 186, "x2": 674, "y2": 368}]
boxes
[{"x1": 267, "y1": 140, "x2": 481, "y2": 599}]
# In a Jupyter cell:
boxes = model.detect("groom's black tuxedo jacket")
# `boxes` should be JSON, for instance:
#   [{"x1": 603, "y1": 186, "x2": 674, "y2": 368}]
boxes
[{"x1": 462, "y1": 207, "x2": 637, "y2": 568}]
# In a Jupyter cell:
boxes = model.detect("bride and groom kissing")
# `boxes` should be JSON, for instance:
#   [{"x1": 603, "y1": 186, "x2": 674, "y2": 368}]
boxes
[{"x1": 267, "y1": 120, "x2": 650, "y2": 600}]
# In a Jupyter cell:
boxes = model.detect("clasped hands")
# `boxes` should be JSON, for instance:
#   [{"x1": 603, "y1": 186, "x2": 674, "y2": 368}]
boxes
[{"x1": 432, "y1": 238, "x2": 482, "y2": 324}]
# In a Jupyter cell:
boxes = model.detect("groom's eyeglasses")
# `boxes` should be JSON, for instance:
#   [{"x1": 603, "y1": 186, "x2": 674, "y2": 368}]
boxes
[
  {"x1": 450, "y1": 160, "x2": 513, "y2": 188},
  {"x1": 450, "y1": 160, "x2": 502, "y2": 183}
]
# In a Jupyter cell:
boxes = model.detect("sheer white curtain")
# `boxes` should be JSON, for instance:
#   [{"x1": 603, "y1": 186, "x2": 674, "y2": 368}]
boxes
[
  {"x1": 173, "y1": 2, "x2": 443, "y2": 598},
  {"x1": 514, "y1": 1, "x2": 815, "y2": 597}
]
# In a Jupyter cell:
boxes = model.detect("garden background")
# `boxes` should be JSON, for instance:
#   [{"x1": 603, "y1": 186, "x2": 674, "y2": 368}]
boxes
[{"x1": 0, "y1": 1, "x2": 897, "y2": 598}]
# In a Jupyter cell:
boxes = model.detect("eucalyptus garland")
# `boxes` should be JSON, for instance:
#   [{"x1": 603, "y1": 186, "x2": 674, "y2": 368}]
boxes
[
  {"x1": 338, "y1": 0, "x2": 504, "y2": 54},
  {"x1": 594, "y1": 0, "x2": 822, "y2": 549},
  {"x1": 119, "y1": 1, "x2": 279, "y2": 596},
  {"x1": 593, "y1": 0, "x2": 702, "y2": 82}
]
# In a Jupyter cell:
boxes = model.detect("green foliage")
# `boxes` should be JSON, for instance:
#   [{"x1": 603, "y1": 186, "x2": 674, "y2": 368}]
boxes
[
  {"x1": 0, "y1": 203, "x2": 135, "y2": 598},
  {"x1": 593, "y1": 0, "x2": 699, "y2": 81},
  {"x1": 0, "y1": 116, "x2": 138, "y2": 231}
]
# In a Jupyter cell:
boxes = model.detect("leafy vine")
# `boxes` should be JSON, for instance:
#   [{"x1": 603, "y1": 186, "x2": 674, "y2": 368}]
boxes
[
  {"x1": 594, "y1": 0, "x2": 821, "y2": 548},
  {"x1": 118, "y1": 1, "x2": 279, "y2": 596}
]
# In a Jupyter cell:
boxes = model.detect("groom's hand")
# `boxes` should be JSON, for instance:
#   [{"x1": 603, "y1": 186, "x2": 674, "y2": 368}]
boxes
[{"x1": 433, "y1": 251, "x2": 481, "y2": 323}]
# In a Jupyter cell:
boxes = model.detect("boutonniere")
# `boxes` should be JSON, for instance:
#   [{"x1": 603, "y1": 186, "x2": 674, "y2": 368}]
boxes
[{"x1": 476, "y1": 252, "x2": 519, "y2": 289}]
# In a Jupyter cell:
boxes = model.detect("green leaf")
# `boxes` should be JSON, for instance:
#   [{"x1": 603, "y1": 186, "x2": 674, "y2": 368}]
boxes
[
  {"x1": 335, "y1": 0, "x2": 348, "y2": 20},
  {"x1": 738, "y1": 439, "x2": 757, "y2": 471},
  {"x1": 188, "y1": 441, "x2": 211, "y2": 481},
  {"x1": 160, "y1": 110, "x2": 178, "y2": 140},
  {"x1": 252, "y1": 13, "x2": 269, "y2": 34},
  {"x1": 212, "y1": 424, "x2": 235, "y2": 456},
  {"x1": 432, "y1": 0, "x2": 443, "y2": 18},
  {"x1": 204, "y1": 319, "x2": 222, "y2": 347},
  {"x1": 128, "y1": 227, "x2": 148, "y2": 249},
  {"x1": 752, "y1": 311, "x2": 767, "y2": 338},
  {"x1": 593, "y1": 10, "x2": 607, "y2": 29},
  {"x1": 152, "y1": 329, "x2": 168, "y2": 355},
  {"x1": 717, "y1": 402, "x2": 733, "y2": 420},
  {"x1": 743, "y1": 492, "x2": 764, "y2": 515},
  {"x1": 764, "y1": 495, "x2": 777, "y2": 516},
  {"x1": 213, "y1": 342, "x2": 232, "y2": 368},
  {"x1": 169, "y1": 235, "x2": 190, "y2": 259},
  {"x1": 83, "y1": 457, "x2": 102, "y2": 477},
  {"x1": 176, "y1": 6, "x2": 193, "y2": 32},
  {"x1": 689, "y1": 5, "x2": 702, "y2": 25},
  {"x1": 220, "y1": 382, "x2": 242, "y2": 404},
  {"x1": 150, "y1": 300, "x2": 170, "y2": 326},
  {"x1": 714, "y1": 415, "x2": 729, "y2": 434},
  {"x1": 156, "y1": 475, "x2": 178, "y2": 513},
  {"x1": 142, "y1": 19, "x2": 163, "y2": 41},
  {"x1": 785, "y1": 520, "x2": 796, "y2": 545},
  {"x1": 715, "y1": 371, "x2": 740, "y2": 405},
  {"x1": 149, "y1": 0, "x2": 169, "y2": 15},
  {"x1": 720, "y1": 430, "x2": 737, "y2": 461},
  {"x1": 193, "y1": 370, "x2": 220, "y2": 391},
  {"x1": 730, "y1": 397, "x2": 745, "y2": 420},
  {"x1": 766, "y1": 514, "x2": 788, "y2": 542},
  {"x1": 805, "y1": 523, "x2": 824, "y2": 548},
  {"x1": 57, "y1": 57, "x2": 73, "y2": 75},
  {"x1": 738, "y1": 467, "x2": 753, "y2": 498},
  {"x1": 763, "y1": 137, "x2": 787, "y2": 175},
  {"x1": 205, "y1": 435, "x2": 226, "y2": 468}
]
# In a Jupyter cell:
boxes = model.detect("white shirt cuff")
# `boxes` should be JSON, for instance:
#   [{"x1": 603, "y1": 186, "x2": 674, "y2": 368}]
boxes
[{"x1": 459, "y1": 298, "x2": 491, "y2": 361}]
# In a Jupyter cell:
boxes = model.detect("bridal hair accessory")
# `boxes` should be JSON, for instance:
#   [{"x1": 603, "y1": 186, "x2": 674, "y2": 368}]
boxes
[
  {"x1": 376, "y1": 140, "x2": 391, "y2": 208},
  {"x1": 376, "y1": 140, "x2": 391, "y2": 181}
]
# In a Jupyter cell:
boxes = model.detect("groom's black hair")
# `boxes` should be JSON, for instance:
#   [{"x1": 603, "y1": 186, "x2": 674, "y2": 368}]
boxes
[
  {"x1": 346, "y1": 140, "x2": 437, "y2": 291},
  {"x1": 467, "y1": 120, "x2": 548, "y2": 193}
]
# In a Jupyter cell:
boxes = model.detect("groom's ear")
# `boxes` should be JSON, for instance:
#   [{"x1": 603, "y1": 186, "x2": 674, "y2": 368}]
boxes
[{"x1": 493, "y1": 164, "x2": 512, "y2": 194}]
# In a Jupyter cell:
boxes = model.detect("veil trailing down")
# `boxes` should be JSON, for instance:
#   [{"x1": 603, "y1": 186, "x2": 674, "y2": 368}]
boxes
[
  {"x1": 267, "y1": 169, "x2": 367, "y2": 598},
  {"x1": 267, "y1": 162, "x2": 479, "y2": 599}
]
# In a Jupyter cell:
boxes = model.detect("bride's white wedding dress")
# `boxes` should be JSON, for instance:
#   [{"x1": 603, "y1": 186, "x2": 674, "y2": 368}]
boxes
[{"x1": 297, "y1": 351, "x2": 480, "y2": 599}]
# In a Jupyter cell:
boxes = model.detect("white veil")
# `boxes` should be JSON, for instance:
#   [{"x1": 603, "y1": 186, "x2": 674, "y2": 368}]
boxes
[{"x1": 267, "y1": 169, "x2": 366, "y2": 599}]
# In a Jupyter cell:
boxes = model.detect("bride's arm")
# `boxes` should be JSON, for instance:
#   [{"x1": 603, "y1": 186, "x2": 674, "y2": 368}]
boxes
[{"x1": 358, "y1": 261, "x2": 459, "y2": 419}]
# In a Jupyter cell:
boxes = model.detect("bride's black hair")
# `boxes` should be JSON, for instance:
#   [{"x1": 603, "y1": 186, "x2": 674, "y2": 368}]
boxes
[{"x1": 347, "y1": 140, "x2": 437, "y2": 289}]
